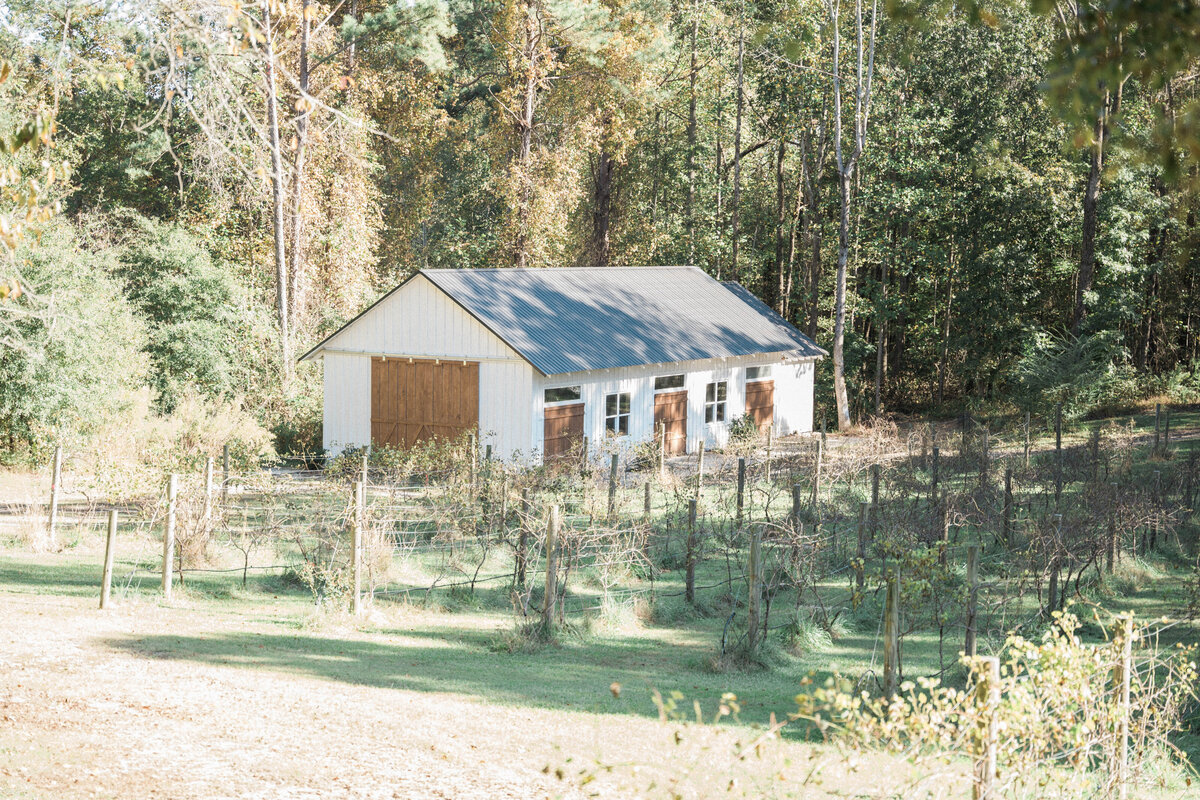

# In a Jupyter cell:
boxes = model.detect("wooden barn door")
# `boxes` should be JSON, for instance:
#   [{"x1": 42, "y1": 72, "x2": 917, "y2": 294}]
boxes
[
  {"x1": 371, "y1": 358, "x2": 479, "y2": 448},
  {"x1": 744, "y1": 380, "x2": 775, "y2": 434},
  {"x1": 543, "y1": 403, "x2": 584, "y2": 462},
  {"x1": 654, "y1": 390, "x2": 688, "y2": 456}
]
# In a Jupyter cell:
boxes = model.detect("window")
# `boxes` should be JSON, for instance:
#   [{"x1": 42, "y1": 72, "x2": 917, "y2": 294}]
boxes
[
  {"x1": 746, "y1": 366, "x2": 772, "y2": 381},
  {"x1": 705, "y1": 381, "x2": 727, "y2": 423},
  {"x1": 605, "y1": 392, "x2": 631, "y2": 435},
  {"x1": 544, "y1": 386, "x2": 581, "y2": 404},
  {"x1": 654, "y1": 374, "x2": 685, "y2": 391}
]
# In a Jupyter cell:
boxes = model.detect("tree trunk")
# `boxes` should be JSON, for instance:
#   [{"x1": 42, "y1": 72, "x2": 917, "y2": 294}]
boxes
[
  {"x1": 591, "y1": 143, "x2": 615, "y2": 266},
  {"x1": 264, "y1": 8, "x2": 290, "y2": 380},
  {"x1": 288, "y1": 0, "x2": 310, "y2": 332},
  {"x1": 730, "y1": 0, "x2": 745, "y2": 281},
  {"x1": 1074, "y1": 129, "x2": 1103, "y2": 334},
  {"x1": 685, "y1": 8, "x2": 699, "y2": 264},
  {"x1": 513, "y1": 1, "x2": 541, "y2": 269},
  {"x1": 832, "y1": 166, "x2": 853, "y2": 430},
  {"x1": 806, "y1": 183, "x2": 822, "y2": 340},
  {"x1": 767, "y1": 138, "x2": 786, "y2": 311},
  {"x1": 874, "y1": 239, "x2": 888, "y2": 416},
  {"x1": 937, "y1": 263, "x2": 954, "y2": 404}
]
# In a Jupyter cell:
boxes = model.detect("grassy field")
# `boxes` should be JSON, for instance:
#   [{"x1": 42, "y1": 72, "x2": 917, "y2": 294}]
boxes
[{"x1": 1, "y1": 409, "x2": 1198, "y2": 798}]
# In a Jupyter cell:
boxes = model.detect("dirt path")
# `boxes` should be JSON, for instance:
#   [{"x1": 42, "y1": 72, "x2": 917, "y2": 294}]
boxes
[{"x1": 0, "y1": 588, "x2": 947, "y2": 800}]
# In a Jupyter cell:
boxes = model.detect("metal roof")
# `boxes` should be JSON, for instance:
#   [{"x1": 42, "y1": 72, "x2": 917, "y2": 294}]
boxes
[{"x1": 417, "y1": 266, "x2": 825, "y2": 376}]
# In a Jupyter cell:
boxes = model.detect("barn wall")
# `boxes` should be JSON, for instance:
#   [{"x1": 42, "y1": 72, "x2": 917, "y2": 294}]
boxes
[
  {"x1": 531, "y1": 354, "x2": 820, "y2": 460},
  {"x1": 317, "y1": 275, "x2": 535, "y2": 459},
  {"x1": 322, "y1": 352, "x2": 372, "y2": 452}
]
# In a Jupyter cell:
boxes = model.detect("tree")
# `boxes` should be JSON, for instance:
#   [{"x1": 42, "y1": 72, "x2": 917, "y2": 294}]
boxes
[{"x1": 826, "y1": 0, "x2": 878, "y2": 430}]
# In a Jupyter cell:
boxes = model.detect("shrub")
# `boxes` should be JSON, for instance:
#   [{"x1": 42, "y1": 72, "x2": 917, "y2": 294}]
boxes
[
  {"x1": 116, "y1": 215, "x2": 245, "y2": 412},
  {"x1": 727, "y1": 413, "x2": 759, "y2": 444},
  {"x1": 0, "y1": 222, "x2": 148, "y2": 461},
  {"x1": 1015, "y1": 329, "x2": 1139, "y2": 421}
]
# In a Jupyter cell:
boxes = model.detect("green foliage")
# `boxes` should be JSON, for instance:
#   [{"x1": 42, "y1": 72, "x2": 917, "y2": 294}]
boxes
[
  {"x1": 1015, "y1": 330, "x2": 1139, "y2": 421},
  {"x1": 115, "y1": 215, "x2": 243, "y2": 411},
  {"x1": 727, "y1": 413, "x2": 759, "y2": 444},
  {"x1": 0, "y1": 223, "x2": 147, "y2": 458}
]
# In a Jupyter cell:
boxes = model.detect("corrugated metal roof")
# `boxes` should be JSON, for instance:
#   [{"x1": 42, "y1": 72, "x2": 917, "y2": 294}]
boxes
[{"x1": 418, "y1": 266, "x2": 825, "y2": 376}]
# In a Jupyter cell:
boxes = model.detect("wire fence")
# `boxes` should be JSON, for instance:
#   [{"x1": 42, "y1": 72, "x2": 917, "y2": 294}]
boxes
[{"x1": 8, "y1": 413, "x2": 1200, "y2": 668}]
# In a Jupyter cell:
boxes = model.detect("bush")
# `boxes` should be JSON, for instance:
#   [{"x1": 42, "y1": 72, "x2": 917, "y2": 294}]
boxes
[
  {"x1": 1164, "y1": 362, "x2": 1200, "y2": 405},
  {"x1": 1015, "y1": 329, "x2": 1139, "y2": 421},
  {"x1": 76, "y1": 389, "x2": 276, "y2": 502},
  {"x1": 727, "y1": 413, "x2": 759, "y2": 444},
  {"x1": 0, "y1": 223, "x2": 148, "y2": 461},
  {"x1": 116, "y1": 214, "x2": 245, "y2": 412}
]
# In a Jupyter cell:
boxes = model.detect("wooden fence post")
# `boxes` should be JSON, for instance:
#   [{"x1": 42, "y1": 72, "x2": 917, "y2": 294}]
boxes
[
  {"x1": 931, "y1": 446, "x2": 941, "y2": 540},
  {"x1": 973, "y1": 656, "x2": 1001, "y2": 800},
  {"x1": 468, "y1": 433, "x2": 477, "y2": 485},
  {"x1": 979, "y1": 426, "x2": 990, "y2": 489},
  {"x1": 870, "y1": 464, "x2": 881, "y2": 539},
  {"x1": 47, "y1": 444, "x2": 62, "y2": 549},
  {"x1": 1164, "y1": 406, "x2": 1171, "y2": 451},
  {"x1": 735, "y1": 457, "x2": 746, "y2": 529},
  {"x1": 1054, "y1": 403, "x2": 1063, "y2": 504},
  {"x1": 883, "y1": 574, "x2": 899, "y2": 699},
  {"x1": 351, "y1": 480, "x2": 363, "y2": 615},
  {"x1": 162, "y1": 473, "x2": 178, "y2": 599},
  {"x1": 203, "y1": 456, "x2": 214, "y2": 523},
  {"x1": 811, "y1": 436, "x2": 824, "y2": 505},
  {"x1": 643, "y1": 481, "x2": 651, "y2": 527},
  {"x1": 965, "y1": 544, "x2": 979, "y2": 658},
  {"x1": 1002, "y1": 468, "x2": 1013, "y2": 546},
  {"x1": 1186, "y1": 452, "x2": 1197, "y2": 513},
  {"x1": 765, "y1": 424, "x2": 773, "y2": 482},
  {"x1": 543, "y1": 505, "x2": 560, "y2": 629},
  {"x1": 100, "y1": 509, "x2": 118, "y2": 610},
  {"x1": 1153, "y1": 402, "x2": 1161, "y2": 453},
  {"x1": 517, "y1": 489, "x2": 529, "y2": 588},
  {"x1": 695, "y1": 440, "x2": 706, "y2": 500},
  {"x1": 607, "y1": 453, "x2": 619, "y2": 522},
  {"x1": 1115, "y1": 616, "x2": 1133, "y2": 800},
  {"x1": 1023, "y1": 411, "x2": 1031, "y2": 468},
  {"x1": 747, "y1": 524, "x2": 762, "y2": 654},
  {"x1": 1150, "y1": 470, "x2": 1161, "y2": 551},
  {"x1": 1107, "y1": 491, "x2": 1117, "y2": 574},
  {"x1": 685, "y1": 499, "x2": 697, "y2": 605},
  {"x1": 222, "y1": 443, "x2": 230, "y2": 502},
  {"x1": 855, "y1": 501, "x2": 868, "y2": 594},
  {"x1": 658, "y1": 423, "x2": 666, "y2": 477}
]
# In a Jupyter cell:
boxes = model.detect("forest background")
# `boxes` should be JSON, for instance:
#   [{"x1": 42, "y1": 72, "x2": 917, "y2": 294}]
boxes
[{"x1": 4, "y1": 0, "x2": 1200, "y2": 463}]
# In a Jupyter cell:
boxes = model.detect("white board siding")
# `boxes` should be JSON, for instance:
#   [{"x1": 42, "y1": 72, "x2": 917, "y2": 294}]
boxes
[
  {"x1": 321, "y1": 275, "x2": 526, "y2": 363},
  {"x1": 323, "y1": 352, "x2": 371, "y2": 453},
  {"x1": 532, "y1": 354, "x2": 818, "y2": 459},
  {"x1": 317, "y1": 275, "x2": 535, "y2": 459}
]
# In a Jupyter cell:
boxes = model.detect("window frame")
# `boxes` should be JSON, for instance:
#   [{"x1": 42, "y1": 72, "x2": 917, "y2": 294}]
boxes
[
  {"x1": 543, "y1": 386, "x2": 582, "y2": 406},
  {"x1": 604, "y1": 392, "x2": 631, "y2": 436},
  {"x1": 746, "y1": 365, "x2": 772, "y2": 382},
  {"x1": 653, "y1": 374, "x2": 686, "y2": 392},
  {"x1": 704, "y1": 381, "x2": 727, "y2": 424}
]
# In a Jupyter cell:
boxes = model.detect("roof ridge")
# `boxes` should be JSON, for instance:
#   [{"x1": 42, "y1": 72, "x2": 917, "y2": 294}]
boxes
[{"x1": 421, "y1": 265, "x2": 699, "y2": 273}]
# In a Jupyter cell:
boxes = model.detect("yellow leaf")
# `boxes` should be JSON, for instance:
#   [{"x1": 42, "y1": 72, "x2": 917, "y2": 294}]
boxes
[{"x1": 0, "y1": 62, "x2": 10, "y2": 85}]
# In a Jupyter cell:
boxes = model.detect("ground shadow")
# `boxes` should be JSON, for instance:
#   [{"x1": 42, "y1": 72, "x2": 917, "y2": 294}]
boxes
[{"x1": 99, "y1": 625, "x2": 803, "y2": 725}]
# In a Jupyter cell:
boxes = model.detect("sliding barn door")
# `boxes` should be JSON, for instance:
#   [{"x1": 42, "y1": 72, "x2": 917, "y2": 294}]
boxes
[
  {"x1": 371, "y1": 357, "x2": 479, "y2": 448},
  {"x1": 653, "y1": 390, "x2": 688, "y2": 456},
  {"x1": 543, "y1": 403, "x2": 584, "y2": 462},
  {"x1": 744, "y1": 380, "x2": 775, "y2": 434}
]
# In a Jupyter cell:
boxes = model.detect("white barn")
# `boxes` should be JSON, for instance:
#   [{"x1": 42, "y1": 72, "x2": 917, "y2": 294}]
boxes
[{"x1": 300, "y1": 266, "x2": 826, "y2": 462}]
